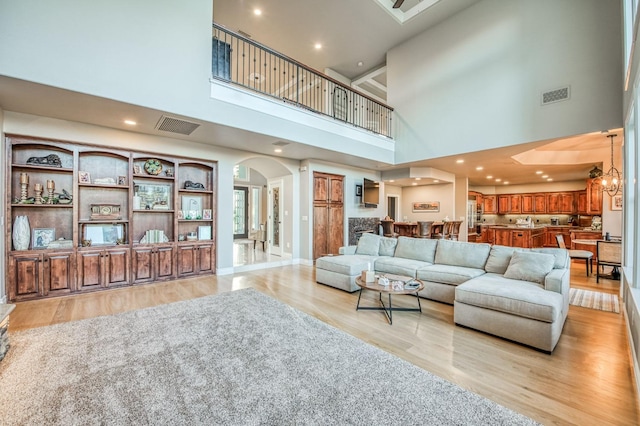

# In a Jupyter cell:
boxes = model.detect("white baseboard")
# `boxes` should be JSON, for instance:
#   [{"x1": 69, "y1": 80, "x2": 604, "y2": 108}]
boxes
[{"x1": 216, "y1": 267, "x2": 235, "y2": 276}]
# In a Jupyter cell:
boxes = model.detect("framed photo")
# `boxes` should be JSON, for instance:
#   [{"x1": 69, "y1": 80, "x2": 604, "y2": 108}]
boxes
[
  {"x1": 135, "y1": 182, "x2": 171, "y2": 210},
  {"x1": 203, "y1": 209, "x2": 212, "y2": 220},
  {"x1": 198, "y1": 225, "x2": 212, "y2": 240},
  {"x1": 355, "y1": 184, "x2": 362, "y2": 196},
  {"x1": 412, "y1": 201, "x2": 440, "y2": 212},
  {"x1": 78, "y1": 171, "x2": 91, "y2": 183},
  {"x1": 177, "y1": 210, "x2": 184, "y2": 220},
  {"x1": 612, "y1": 194, "x2": 623, "y2": 211},
  {"x1": 33, "y1": 228, "x2": 55, "y2": 249},
  {"x1": 117, "y1": 176, "x2": 127, "y2": 186},
  {"x1": 83, "y1": 223, "x2": 124, "y2": 245},
  {"x1": 182, "y1": 195, "x2": 202, "y2": 214},
  {"x1": 133, "y1": 164, "x2": 142, "y2": 174}
]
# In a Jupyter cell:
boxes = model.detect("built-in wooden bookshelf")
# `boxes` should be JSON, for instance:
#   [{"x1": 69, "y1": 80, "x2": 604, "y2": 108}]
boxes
[{"x1": 5, "y1": 135, "x2": 217, "y2": 301}]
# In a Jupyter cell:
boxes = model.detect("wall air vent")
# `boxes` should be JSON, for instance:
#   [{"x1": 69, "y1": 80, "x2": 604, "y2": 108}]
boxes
[
  {"x1": 542, "y1": 86, "x2": 570, "y2": 105},
  {"x1": 155, "y1": 116, "x2": 200, "y2": 135}
]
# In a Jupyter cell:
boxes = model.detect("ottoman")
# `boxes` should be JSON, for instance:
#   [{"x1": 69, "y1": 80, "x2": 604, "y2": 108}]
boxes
[{"x1": 315, "y1": 255, "x2": 379, "y2": 292}]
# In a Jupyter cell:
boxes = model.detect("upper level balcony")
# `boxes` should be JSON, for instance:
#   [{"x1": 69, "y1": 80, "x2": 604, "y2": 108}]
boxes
[{"x1": 212, "y1": 23, "x2": 393, "y2": 139}]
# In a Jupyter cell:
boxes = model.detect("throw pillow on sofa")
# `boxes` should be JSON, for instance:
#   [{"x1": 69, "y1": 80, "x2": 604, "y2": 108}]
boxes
[
  {"x1": 355, "y1": 232, "x2": 380, "y2": 256},
  {"x1": 503, "y1": 251, "x2": 556, "y2": 284},
  {"x1": 379, "y1": 236, "x2": 398, "y2": 256}
]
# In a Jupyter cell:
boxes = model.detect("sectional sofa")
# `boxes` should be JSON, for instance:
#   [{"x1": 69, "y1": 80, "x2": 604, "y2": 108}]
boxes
[{"x1": 315, "y1": 233, "x2": 570, "y2": 352}]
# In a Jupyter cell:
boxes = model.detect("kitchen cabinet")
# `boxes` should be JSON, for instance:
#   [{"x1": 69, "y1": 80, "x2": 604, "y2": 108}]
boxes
[
  {"x1": 522, "y1": 194, "x2": 534, "y2": 214},
  {"x1": 523, "y1": 193, "x2": 547, "y2": 213},
  {"x1": 576, "y1": 191, "x2": 588, "y2": 215},
  {"x1": 547, "y1": 193, "x2": 574, "y2": 214},
  {"x1": 483, "y1": 195, "x2": 497, "y2": 214},
  {"x1": 509, "y1": 195, "x2": 522, "y2": 213},
  {"x1": 545, "y1": 226, "x2": 571, "y2": 247},
  {"x1": 491, "y1": 227, "x2": 544, "y2": 248},
  {"x1": 497, "y1": 195, "x2": 510, "y2": 214},
  {"x1": 586, "y1": 178, "x2": 602, "y2": 215}
]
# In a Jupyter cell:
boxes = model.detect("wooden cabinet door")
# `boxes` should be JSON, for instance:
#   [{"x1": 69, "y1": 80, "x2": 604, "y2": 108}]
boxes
[
  {"x1": 533, "y1": 194, "x2": 547, "y2": 213},
  {"x1": 156, "y1": 246, "x2": 175, "y2": 280},
  {"x1": 483, "y1": 195, "x2": 496, "y2": 214},
  {"x1": 329, "y1": 177, "x2": 343, "y2": 203},
  {"x1": 509, "y1": 195, "x2": 521, "y2": 213},
  {"x1": 497, "y1": 195, "x2": 510, "y2": 214},
  {"x1": 313, "y1": 175, "x2": 329, "y2": 202},
  {"x1": 587, "y1": 178, "x2": 602, "y2": 214},
  {"x1": 547, "y1": 193, "x2": 560, "y2": 213},
  {"x1": 178, "y1": 245, "x2": 197, "y2": 277},
  {"x1": 78, "y1": 250, "x2": 103, "y2": 289},
  {"x1": 197, "y1": 243, "x2": 214, "y2": 274},
  {"x1": 521, "y1": 194, "x2": 534, "y2": 214},
  {"x1": 132, "y1": 247, "x2": 154, "y2": 284},
  {"x1": 313, "y1": 205, "x2": 329, "y2": 259},
  {"x1": 559, "y1": 193, "x2": 575, "y2": 213},
  {"x1": 45, "y1": 252, "x2": 74, "y2": 295},
  {"x1": 10, "y1": 254, "x2": 43, "y2": 300},
  {"x1": 328, "y1": 204, "x2": 344, "y2": 255},
  {"x1": 494, "y1": 229, "x2": 511, "y2": 246},
  {"x1": 576, "y1": 191, "x2": 588, "y2": 214},
  {"x1": 511, "y1": 230, "x2": 528, "y2": 248},
  {"x1": 104, "y1": 248, "x2": 130, "y2": 286}
]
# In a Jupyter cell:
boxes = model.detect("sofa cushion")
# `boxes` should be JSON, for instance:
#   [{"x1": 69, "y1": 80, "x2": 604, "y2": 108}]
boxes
[
  {"x1": 484, "y1": 245, "x2": 517, "y2": 274},
  {"x1": 456, "y1": 274, "x2": 563, "y2": 322},
  {"x1": 316, "y1": 255, "x2": 379, "y2": 276},
  {"x1": 378, "y1": 236, "x2": 398, "y2": 257},
  {"x1": 374, "y1": 257, "x2": 431, "y2": 278},
  {"x1": 435, "y1": 240, "x2": 491, "y2": 269},
  {"x1": 355, "y1": 233, "x2": 380, "y2": 256},
  {"x1": 503, "y1": 251, "x2": 556, "y2": 284},
  {"x1": 532, "y1": 247, "x2": 570, "y2": 269},
  {"x1": 393, "y1": 237, "x2": 438, "y2": 263},
  {"x1": 417, "y1": 264, "x2": 486, "y2": 285}
]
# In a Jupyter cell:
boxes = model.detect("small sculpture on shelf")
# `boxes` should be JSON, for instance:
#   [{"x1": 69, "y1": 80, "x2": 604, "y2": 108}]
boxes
[
  {"x1": 57, "y1": 189, "x2": 73, "y2": 204},
  {"x1": 81, "y1": 239, "x2": 92, "y2": 247},
  {"x1": 184, "y1": 180, "x2": 205, "y2": 190},
  {"x1": 26, "y1": 154, "x2": 62, "y2": 167}
]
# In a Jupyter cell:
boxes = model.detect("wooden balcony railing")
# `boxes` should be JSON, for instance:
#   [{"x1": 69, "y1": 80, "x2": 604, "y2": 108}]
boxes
[{"x1": 212, "y1": 23, "x2": 393, "y2": 138}]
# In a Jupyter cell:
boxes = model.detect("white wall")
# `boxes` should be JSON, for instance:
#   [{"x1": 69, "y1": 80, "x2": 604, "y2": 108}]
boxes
[
  {"x1": 388, "y1": 0, "x2": 622, "y2": 163},
  {"x1": 0, "y1": 107, "x2": 5, "y2": 302},
  {"x1": 400, "y1": 184, "x2": 455, "y2": 222}
]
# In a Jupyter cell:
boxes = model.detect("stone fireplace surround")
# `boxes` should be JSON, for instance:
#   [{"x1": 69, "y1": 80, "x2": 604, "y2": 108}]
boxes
[{"x1": 348, "y1": 217, "x2": 382, "y2": 245}]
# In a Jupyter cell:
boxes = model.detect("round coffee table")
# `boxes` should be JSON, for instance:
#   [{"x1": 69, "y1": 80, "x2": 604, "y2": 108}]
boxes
[{"x1": 355, "y1": 274, "x2": 424, "y2": 325}]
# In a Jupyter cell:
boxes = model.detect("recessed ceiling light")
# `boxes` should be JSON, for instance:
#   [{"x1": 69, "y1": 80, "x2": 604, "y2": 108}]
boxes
[
  {"x1": 456, "y1": 159, "x2": 464, "y2": 164},
  {"x1": 547, "y1": 178, "x2": 553, "y2": 181},
  {"x1": 542, "y1": 175, "x2": 548, "y2": 178},
  {"x1": 415, "y1": 178, "x2": 421, "y2": 181},
  {"x1": 274, "y1": 148, "x2": 282, "y2": 153},
  {"x1": 254, "y1": 9, "x2": 262, "y2": 16},
  {"x1": 486, "y1": 175, "x2": 493, "y2": 179},
  {"x1": 389, "y1": 179, "x2": 395, "y2": 183},
  {"x1": 124, "y1": 120, "x2": 137, "y2": 125},
  {"x1": 412, "y1": 182, "x2": 417, "y2": 186},
  {"x1": 357, "y1": 61, "x2": 363, "y2": 67},
  {"x1": 536, "y1": 171, "x2": 543, "y2": 175},
  {"x1": 433, "y1": 179, "x2": 440, "y2": 183},
  {"x1": 476, "y1": 166, "x2": 483, "y2": 171},
  {"x1": 503, "y1": 181, "x2": 509, "y2": 185},
  {"x1": 495, "y1": 178, "x2": 502, "y2": 182},
  {"x1": 314, "y1": 43, "x2": 322, "y2": 49}
]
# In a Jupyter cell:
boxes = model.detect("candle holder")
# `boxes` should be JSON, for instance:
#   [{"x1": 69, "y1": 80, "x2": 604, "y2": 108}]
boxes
[
  {"x1": 46, "y1": 180, "x2": 55, "y2": 204},
  {"x1": 34, "y1": 183, "x2": 43, "y2": 204},
  {"x1": 20, "y1": 173, "x2": 29, "y2": 203}
]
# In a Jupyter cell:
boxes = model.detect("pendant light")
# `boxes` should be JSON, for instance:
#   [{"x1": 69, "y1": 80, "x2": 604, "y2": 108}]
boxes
[{"x1": 601, "y1": 134, "x2": 622, "y2": 196}]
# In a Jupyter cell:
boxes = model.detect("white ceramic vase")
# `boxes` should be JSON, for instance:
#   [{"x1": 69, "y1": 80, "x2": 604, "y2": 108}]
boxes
[{"x1": 12, "y1": 215, "x2": 30, "y2": 250}]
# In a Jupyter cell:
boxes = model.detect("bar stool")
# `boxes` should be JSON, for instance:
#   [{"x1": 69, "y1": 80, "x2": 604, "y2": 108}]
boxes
[
  {"x1": 448, "y1": 221, "x2": 462, "y2": 240},
  {"x1": 380, "y1": 219, "x2": 395, "y2": 237},
  {"x1": 430, "y1": 223, "x2": 444, "y2": 239},
  {"x1": 416, "y1": 221, "x2": 434, "y2": 238}
]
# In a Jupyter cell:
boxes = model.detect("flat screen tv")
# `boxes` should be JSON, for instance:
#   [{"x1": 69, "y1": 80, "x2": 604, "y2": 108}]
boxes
[{"x1": 363, "y1": 178, "x2": 379, "y2": 207}]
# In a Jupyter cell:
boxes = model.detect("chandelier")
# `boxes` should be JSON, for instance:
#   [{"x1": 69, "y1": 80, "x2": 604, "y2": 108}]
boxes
[{"x1": 600, "y1": 134, "x2": 622, "y2": 196}]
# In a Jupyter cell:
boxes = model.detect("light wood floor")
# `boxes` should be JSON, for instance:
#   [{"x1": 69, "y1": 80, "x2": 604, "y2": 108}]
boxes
[{"x1": 8, "y1": 261, "x2": 639, "y2": 425}]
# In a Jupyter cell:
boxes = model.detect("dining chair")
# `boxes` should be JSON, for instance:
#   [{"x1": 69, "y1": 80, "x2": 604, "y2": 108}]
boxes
[
  {"x1": 596, "y1": 240, "x2": 622, "y2": 283},
  {"x1": 555, "y1": 234, "x2": 593, "y2": 276}
]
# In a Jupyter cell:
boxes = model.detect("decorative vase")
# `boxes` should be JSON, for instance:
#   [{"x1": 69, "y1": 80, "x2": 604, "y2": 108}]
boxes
[{"x1": 12, "y1": 215, "x2": 30, "y2": 250}]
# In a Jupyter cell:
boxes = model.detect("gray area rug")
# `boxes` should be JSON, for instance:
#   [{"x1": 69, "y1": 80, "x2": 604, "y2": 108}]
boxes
[{"x1": 0, "y1": 289, "x2": 538, "y2": 425}]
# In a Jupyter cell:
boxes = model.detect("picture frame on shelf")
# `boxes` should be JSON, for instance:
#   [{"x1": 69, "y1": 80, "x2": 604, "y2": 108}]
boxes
[
  {"x1": 198, "y1": 225, "x2": 212, "y2": 240},
  {"x1": 32, "y1": 228, "x2": 55, "y2": 249},
  {"x1": 177, "y1": 210, "x2": 184, "y2": 220},
  {"x1": 182, "y1": 195, "x2": 202, "y2": 214},
  {"x1": 133, "y1": 164, "x2": 142, "y2": 174},
  {"x1": 135, "y1": 182, "x2": 171, "y2": 210},
  {"x1": 118, "y1": 176, "x2": 127, "y2": 186},
  {"x1": 83, "y1": 223, "x2": 124, "y2": 245},
  {"x1": 203, "y1": 209, "x2": 212, "y2": 220},
  {"x1": 78, "y1": 171, "x2": 91, "y2": 183}
]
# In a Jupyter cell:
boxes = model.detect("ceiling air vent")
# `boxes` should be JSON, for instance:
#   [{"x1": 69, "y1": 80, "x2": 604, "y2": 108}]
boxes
[
  {"x1": 155, "y1": 116, "x2": 200, "y2": 135},
  {"x1": 542, "y1": 86, "x2": 570, "y2": 105}
]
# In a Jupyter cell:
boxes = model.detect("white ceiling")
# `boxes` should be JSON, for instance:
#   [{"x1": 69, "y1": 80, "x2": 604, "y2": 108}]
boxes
[{"x1": 0, "y1": 0, "x2": 621, "y2": 188}]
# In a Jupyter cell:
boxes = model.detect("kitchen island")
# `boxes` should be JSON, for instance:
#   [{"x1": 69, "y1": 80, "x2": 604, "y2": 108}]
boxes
[{"x1": 488, "y1": 225, "x2": 546, "y2": 248}]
